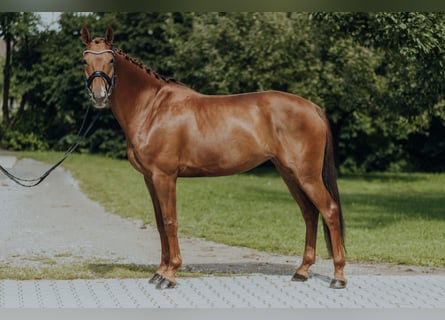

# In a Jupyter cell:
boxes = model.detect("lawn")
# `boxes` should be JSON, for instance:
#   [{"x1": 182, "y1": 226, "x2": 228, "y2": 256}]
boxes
[{"x1": 20, "y1": 151, "x2": 445, "y2": 267}]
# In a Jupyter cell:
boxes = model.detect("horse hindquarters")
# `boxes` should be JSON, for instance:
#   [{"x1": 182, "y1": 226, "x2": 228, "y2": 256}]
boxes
[{"x1": 272, "y1": 104, "x2": 346, "y2": 288}]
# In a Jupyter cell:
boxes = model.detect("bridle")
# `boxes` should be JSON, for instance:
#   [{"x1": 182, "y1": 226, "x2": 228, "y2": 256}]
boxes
[{"x1": 83, "y1": 49, "x2": 116, "y2": 103}]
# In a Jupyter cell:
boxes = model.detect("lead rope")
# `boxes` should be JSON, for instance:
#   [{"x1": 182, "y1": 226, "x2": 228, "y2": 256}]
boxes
[{"x1": 0, "y1": 106, "x2": 100, "y2": 187}]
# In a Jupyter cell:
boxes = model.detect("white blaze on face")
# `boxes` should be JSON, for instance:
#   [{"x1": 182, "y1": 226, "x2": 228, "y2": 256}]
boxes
[
  {"x1": 91, "y1": 82, "x2": 109, "y2": 109},
  {"x1": 100, "y1": 85, "x2": 107, "y2": 98}
]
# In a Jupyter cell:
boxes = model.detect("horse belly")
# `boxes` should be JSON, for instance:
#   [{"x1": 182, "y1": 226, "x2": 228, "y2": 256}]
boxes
[{"x1": 178, "y1": 132, "x2": 270, "y2": 177}]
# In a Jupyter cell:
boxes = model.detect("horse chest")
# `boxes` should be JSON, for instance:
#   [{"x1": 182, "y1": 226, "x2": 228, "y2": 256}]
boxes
[
  {"x1": 127, "y1": 140, "x2": 178, "y2": 177},
  {"x1": 127, "y1": 146, "x2": 151, "y2": 176}
]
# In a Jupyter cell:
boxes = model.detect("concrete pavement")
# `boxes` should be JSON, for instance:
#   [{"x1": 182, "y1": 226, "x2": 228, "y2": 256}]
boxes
[{"x1": 0, "y1": 275, "x2": 444, "y2": 308}]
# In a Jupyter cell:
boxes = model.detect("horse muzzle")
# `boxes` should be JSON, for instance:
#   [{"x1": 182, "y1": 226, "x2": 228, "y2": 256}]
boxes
[
  {"x1": 90, "y1": 96, "x2": 109, "y2": 109},
  {"x1": 85, "y1": 70, "x2": 115, "y2": 109}
]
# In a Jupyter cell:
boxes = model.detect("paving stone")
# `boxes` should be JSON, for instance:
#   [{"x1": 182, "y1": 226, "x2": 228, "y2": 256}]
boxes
[{"x1": 1, "y1": 275, "x2": 444, "y2": 308}]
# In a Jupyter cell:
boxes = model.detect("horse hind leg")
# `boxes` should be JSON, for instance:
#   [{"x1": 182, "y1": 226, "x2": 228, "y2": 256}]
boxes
[
  {"x1": 299, "y1": 178, "x2": 347, "y2": 289},
  {"x1": 274, "y1": 156, "x2": 346, "y2": 289},
  {"x1": 275, "y1": 165, "x2": 319, "y2": 282},
  {"x1": 291, "y1": 188, "x2": 320, "y2": 282}
]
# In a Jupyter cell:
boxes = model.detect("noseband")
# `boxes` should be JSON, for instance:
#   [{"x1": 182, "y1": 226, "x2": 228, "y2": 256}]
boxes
[{"x1": 83, "y1": 49, "x2": 116, "y2": 102}]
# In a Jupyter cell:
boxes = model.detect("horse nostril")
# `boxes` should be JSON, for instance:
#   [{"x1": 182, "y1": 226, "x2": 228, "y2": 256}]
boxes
[
  {"x1": 95, "y1": 95, "x2": 106, "y2": 103},
  {"x1": 92, "y1": 88, "x2": 106, "y2": 100},
  {"x1": 90, "y1": 91, "x2": 105, "y2": 104},
  {"x1": 90, "y1": 93, "x2": 108, "y2": 109}
]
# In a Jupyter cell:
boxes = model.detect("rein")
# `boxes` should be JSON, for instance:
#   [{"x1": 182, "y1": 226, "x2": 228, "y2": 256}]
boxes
[
  {"x1": 0, "y1": 48, "x2": 113, "y2": 187},
  {"x1": 0, "y1": 106, "x2": 100, "y2": 187}
]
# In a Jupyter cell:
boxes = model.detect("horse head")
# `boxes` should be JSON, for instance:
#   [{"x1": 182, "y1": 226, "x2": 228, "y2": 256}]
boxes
[{"x1": 81, "y1": 25, "x2": 116, "y2": 109}]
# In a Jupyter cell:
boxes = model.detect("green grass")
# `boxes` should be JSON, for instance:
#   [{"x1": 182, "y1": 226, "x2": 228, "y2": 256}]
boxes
[
  {"x1": 0, "y1": 260, "x2": 203, "y2": 280},
  {"x1": 20, "y1": 151, "x2": 445, "y2": 267}
]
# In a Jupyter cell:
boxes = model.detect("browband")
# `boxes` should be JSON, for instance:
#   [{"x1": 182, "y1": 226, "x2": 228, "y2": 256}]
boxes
[{"x1": 83, "y1": 49, "x2": 115, "y2": 56}]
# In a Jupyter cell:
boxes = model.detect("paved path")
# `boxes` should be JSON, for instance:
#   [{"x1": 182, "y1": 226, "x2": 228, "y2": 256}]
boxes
[
  {"x1": 1, "y1": 154, "x2": 444, "y2": 309},
  {"x1": 1, "y1": 275, "x2": 444, "y2": 308},
  {"x1": 0, "y1": 155, "x2": 297, "y2": 271}
]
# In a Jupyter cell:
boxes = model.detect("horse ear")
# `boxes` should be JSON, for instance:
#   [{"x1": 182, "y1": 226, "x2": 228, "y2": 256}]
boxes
[
  {"x1": 81, "y1": 25, "x2": 91, "y2": 46},
  {"x1": 105, "y1": 25, "x2": 114, "y2": 45}
]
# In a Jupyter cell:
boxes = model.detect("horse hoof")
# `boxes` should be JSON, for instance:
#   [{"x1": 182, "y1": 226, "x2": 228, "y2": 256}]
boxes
[
  {"x1": 149, "y1": 273, "x2": 163, "y2": 284},
  {"x1": 156, "y1": 278, "x2": 176, "y2": 290},
  {"x1": 291, "y1": 272, "x2": 308, "y2": 282},
  {"x1": 329, "y1": 278, "x2": 347, "y2": 289}
]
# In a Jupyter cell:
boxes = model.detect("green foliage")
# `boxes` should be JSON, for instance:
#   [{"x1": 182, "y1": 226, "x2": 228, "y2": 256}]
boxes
[
  {"x1": 2, "y1": 130, "x2": 48, "y2": 151},
  {"x1": 169, "y1": 13, "x2": 315, "y2": 95},
  {"x1": 86, "y1": 128, "x2": 127, "y2": 159},
  {"x1": 3, "y1": 12, "x2": 445, "y2": 172},
  {"x1": 308, "y1": 12, "x2": 445, "y2": 172}
]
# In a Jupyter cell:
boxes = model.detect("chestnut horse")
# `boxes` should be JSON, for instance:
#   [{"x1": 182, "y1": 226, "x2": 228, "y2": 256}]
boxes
[{"x1": 81, "y1": 26, "x2": 346, "y2": 289}]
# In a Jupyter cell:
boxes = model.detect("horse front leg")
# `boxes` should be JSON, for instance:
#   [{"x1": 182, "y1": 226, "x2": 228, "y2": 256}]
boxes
[
  {"x1": 148, "y1": 172, "x2": 182, "y2": 289},
  {"x1": 144, "y1": 176, "x2": 170, "y2": 285}
]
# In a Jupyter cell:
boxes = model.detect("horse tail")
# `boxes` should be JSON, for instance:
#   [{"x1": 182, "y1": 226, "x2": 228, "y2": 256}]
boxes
[{"x1": 316, "y1": 107, "x2": 345, "y2": 258}]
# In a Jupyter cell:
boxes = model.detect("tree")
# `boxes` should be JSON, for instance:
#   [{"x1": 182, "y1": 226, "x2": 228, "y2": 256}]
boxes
[
  {"x1": 0, "y1": 12, "x2": 39, "y2": 127},
  {"x1": 168, "y1": 13, "x2": 317, "y2": 95},
  {"x1": 310, "y1": 12, "x2": 445, "y2": 171}
]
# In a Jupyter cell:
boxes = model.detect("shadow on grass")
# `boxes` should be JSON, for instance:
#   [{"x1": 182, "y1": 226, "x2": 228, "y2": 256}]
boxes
[
  {"x1": 235, "y1": 185, "x2": 293, "y2": 203},
  {"x1": 244, "y1": 162, "x2": 280, "y2": 177},
  {"x1": 88, "y1": 262, "x2": 295, "y2": 277},
  {"x1": 340, "y1": 172, "x2": 429, "y2": 183},
  {"x1": 244, "y1": 169, "x2": 443, "y2": 226},
  {"x1": 244, "y1": 163, "x2": 429, "y2": 184},
  {"x1": 238, "y1": 179, "x2": 444, "y2": 235},
  {"x1": 181, "y1": 262, "x2": 294, "y2": 275},
  {"x1": 221, "y1": 182, "x2": 444, "y2": 232},
  {"x1": 88, "y1": 263, "x2": 157, "y2": 277},
  {"x1": 343, "y1": 191, "x2": 445, "y2": 230}
]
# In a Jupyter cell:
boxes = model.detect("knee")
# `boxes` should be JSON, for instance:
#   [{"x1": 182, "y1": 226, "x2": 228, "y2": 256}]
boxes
[{"x1": 163, "y1": 220, "x2": 178, "y2": 234}]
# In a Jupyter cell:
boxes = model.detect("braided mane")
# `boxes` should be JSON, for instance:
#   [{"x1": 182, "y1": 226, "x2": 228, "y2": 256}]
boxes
[{"x1": 114, "y1": 48, "x2": 177, "y2": 84}]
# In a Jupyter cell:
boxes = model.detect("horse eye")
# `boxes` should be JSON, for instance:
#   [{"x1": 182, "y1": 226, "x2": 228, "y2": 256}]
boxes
[
  {"x1": 110, "y1": 58, "x2": 114, "y2": 64},
  {"x1": 83, "y1": 59, "x2": 88, "y2": 65}
]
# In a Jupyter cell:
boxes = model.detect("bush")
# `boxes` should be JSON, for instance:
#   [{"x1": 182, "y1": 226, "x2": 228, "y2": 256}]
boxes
[
  {"x1": 87, "y1": 128, "x2": 127, "y2": 159},
  {"x1": 54, "y1": 129, "x2": 127, "y2": 159},
  {"x1": 1, "y1": 130, "x2": 49, "y2": 151}
]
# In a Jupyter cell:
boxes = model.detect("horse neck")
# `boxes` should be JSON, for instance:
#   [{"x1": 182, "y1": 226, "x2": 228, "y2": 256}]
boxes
[{"x1": 109, "y1": 53, "x2": 166, "y2": 136}]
